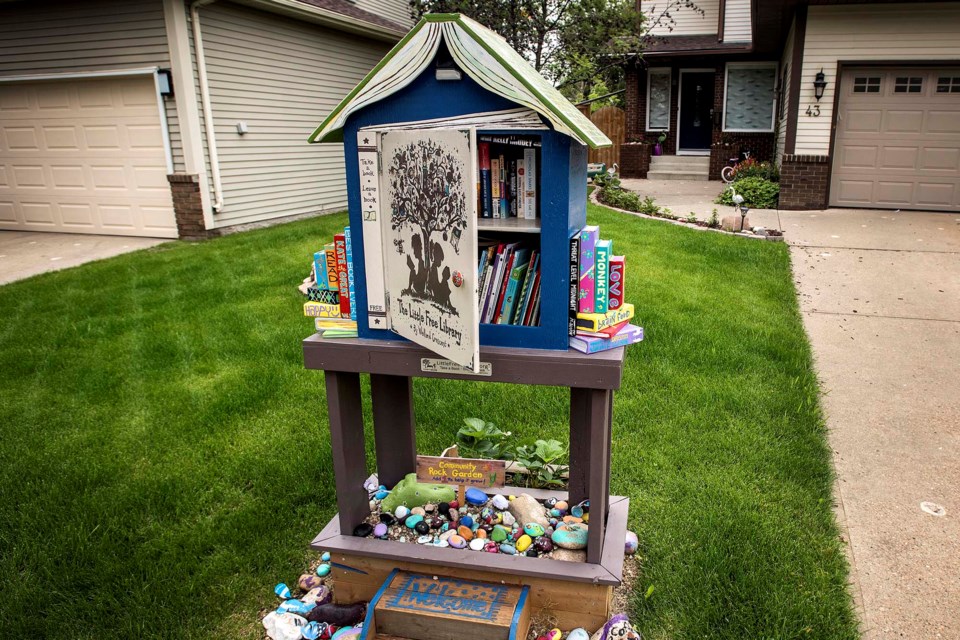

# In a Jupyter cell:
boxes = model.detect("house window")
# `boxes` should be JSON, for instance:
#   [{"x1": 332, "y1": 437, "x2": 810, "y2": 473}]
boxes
[
  {"x1": 646, "y1": 68, "x2": 671, "y2": 131},
  {"x1": 853, "y1": 76, "x2": 881, "y2": 93},
  {"x1": 894, "y1": 76, "x2": 923, "y2": 93},
  {"x1": 936, "y1": 76, "x2": 960, "y2": 93},
  {"x1": 723, "y1": 63, "x2": 777, "y2": 132}
]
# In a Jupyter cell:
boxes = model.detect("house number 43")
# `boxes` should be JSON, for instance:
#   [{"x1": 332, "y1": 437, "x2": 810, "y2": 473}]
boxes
[{"x1": 805, "y1": 104, "x2": 821, "y2": 117}]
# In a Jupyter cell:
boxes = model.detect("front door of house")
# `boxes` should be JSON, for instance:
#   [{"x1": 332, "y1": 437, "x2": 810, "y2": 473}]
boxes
[{"x1": 678, "y1": 72, "x2": 714, "y2": 152}]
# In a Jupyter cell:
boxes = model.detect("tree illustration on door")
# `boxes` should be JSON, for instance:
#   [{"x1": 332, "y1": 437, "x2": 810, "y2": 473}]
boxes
[{"x1": 387, "y1": 137, "x2": 468, "y2": 316}]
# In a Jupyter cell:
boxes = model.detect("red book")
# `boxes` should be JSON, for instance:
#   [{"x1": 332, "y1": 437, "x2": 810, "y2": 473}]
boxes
[
  {"x1": 608, "y1": 255, "x2": 625, "y2": 311},
  {"x1": 523, "y1": 269, "x2": 542, "y2": 326},
  {"x1": 578, "y1": 318, "x2": 629, "y2": 339},
  {"x1": 334, "y1": 233, "x2": 351, "y2": 318}
]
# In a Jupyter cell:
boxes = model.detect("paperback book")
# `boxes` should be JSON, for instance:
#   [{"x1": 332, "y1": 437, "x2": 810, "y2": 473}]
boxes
[{"x1": 570, "y1": 323, "x2": 644, "y2": 354}]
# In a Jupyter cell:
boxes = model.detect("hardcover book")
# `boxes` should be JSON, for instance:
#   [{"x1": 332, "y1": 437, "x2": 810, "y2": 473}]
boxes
[
  {"x1": 324, "y1": 243, "x2": 339, "y2": 290},
  {"x1": 344, "y1": 226, "x2": 357, "y2": 321},
  {"x1": 334, "y1": 233, "x2": 351, "y2": 319},
  {"x1": 578, "y1": 225, "x2": 599, "y2": 314},
  {"x1": 570, "y1": 323, "x2": 643, "y2": 354},
  {"x1": 478, "y1": 142, "x2": 492, "y2": 218},
  {"x1": 313, "y1": 251, "x2": 331, "y2": 291},
  {"x1": 594, "y1": 239, "x2": 612, "y2": 314},
  {"x1": 357, "y1": 131, "x2": 389, "y2": 329},
  {"x1": 568, "y1": 233, "x2": 580, "y2": 337},
  {"x1": 608, "y1": 255, "x2": 625, "y2": 311},
  {"x1": 522, "y1": 148, "x2": 537, "y2": 220},
  {"x1": 491, "y1": 157, "x2": 501, "y2": 219},
  {"x1": 576, "y1": 303, "x2": 635, "y2": 332},
  {"x1": 499, "y1": 257, "x2": 529, "y2": 324},
  {"x1": 304, "y1": 301, "x2": 342, "y2": 318},
  {"x1": 307, "y1": 286, "x2": 340, "y2": 305}
]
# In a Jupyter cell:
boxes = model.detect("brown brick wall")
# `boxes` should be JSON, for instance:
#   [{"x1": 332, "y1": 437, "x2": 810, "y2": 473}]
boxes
[
  {"x1": 167, "y1": 174, "x2": 209, "y2": 240},
  {"x1": 620, "y1": 142, "x2": 651, "y2": 179},
  {"x1": 707, "y1": 69, "x2": 775, "y2": 180},
  {"x1": 779, "y1": 154, "x2": 829, "y2": 210}
]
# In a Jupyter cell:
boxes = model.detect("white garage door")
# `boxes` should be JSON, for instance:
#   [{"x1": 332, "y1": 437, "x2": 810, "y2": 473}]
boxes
[
  {"x1": 831, "y1": 67, "x2": 960, "y2": 212},
  {"x1": 0, "y1": 76, "x2": 177, "y2": 237}
]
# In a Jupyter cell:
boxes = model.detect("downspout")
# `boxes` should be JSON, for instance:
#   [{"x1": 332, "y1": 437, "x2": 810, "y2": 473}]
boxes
[{"x1": 190, "y1": 0, "x2": 224, "y2": 212}]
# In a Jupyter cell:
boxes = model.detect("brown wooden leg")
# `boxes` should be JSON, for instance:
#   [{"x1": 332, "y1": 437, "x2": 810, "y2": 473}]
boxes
[
  {"x1": 370, "y1": 373, "x2": 416, "y2": 488},
  {"x1": 568, "y1": 387, "x2": 591, "y2": 506},
  {"x1": 325, "y1": 370, "x2": 369, "y2": 535},
  {"x1": 587, "y1": 388, "x2": 612, "y2": 564}
]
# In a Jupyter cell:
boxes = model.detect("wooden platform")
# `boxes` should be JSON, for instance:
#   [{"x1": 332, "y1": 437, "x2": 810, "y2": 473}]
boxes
[{"x1": 361, "y1": 570, "x2": 530, "y2": 640}]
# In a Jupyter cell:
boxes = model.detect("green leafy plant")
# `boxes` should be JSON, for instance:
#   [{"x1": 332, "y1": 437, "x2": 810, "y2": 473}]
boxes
[
  {"x1": 638, "y1": 196, "x2": 660, "y2": 216},
  {"x1": 593, "y1": 170, "x2": 621, "y2": 189},
  {"x1": 686, "y1": 212, "x2": 698, "y2": 224},
  {"x1": 730, "y1": 158, "x2": 780, "y2": 182},
  {"x1": 514, "y1": 439, "x2": 569, "y2": 489},
  {"x1": 708, "y1": 208, "x2": 720, "y2": 228},
  {"x1": 598, "y1": 185, "x2": 642, "y2": 211},
  {"x1": 457, "y1": 418, "x2": 514, "y2": 460},
  {"x1": 716, "y1": 176, "x2": 780, "y2": 209}
]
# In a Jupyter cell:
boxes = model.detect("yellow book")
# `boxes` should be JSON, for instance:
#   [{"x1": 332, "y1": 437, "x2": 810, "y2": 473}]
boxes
[
  {"x1": 304, "y1": 301, "x2": 341, "y2": 318},
  {"x1": 315, "y1": 318, "x2": 358, "y2": 331},
  {"x1": 576, "y1": 303, "x2": 634, "y2": 332}
]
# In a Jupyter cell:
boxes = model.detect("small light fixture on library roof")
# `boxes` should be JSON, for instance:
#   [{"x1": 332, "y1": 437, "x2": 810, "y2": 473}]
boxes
[
  {"x1": 435, "y1": 59, "x2": 462, "y2": 81},
  {"x1": 813, "y1": 69, "x2": 827, "y2": 102}
]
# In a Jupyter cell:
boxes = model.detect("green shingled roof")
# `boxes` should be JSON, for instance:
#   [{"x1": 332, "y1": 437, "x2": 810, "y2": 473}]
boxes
[{"x1": 309, "y1": 13, "x2": 612, "y2": 149}]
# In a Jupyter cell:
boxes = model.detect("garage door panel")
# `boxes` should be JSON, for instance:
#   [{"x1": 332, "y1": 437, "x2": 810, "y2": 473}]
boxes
[
  {"x1": 0, "y1": 77, "x2": 176, "y2": 237},
  {"x1": 832, "y1": 67, "x2": 959, "y2": 211}
]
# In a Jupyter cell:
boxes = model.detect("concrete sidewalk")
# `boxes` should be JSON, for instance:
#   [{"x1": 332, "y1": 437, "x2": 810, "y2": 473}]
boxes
[
  {"x1": 620, "y1": 178, "x2": 960, "y2": 638},
  {"x1": 0, "y1": 231, "x2": 167, "y2": 285}
]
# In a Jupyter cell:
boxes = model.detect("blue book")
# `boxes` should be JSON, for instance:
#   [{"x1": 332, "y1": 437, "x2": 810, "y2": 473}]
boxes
[
  {"x1": 499, "y1": 256, "x2": 530, "y2": 324},
  {"x1": 344, "y1": 226, "x2": 356, "y2": 321},
  {"x1": 313, "y1": 251, "x2": 331, "y2": 291},
  {"x1": 570, "y1": 323, "x2": 644, "y2": 354}
]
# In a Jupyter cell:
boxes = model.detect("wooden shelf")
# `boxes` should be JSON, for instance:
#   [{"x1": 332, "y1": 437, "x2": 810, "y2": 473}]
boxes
[{"x1": 477, "y1": 217, "x2": 541, "y2": 233}]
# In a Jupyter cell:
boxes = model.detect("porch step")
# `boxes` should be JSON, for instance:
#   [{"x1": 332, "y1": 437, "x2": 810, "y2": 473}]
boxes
[
  {"x1": 647, "y1": 170, "x2": 710, "y2": 181},
  {"x1": 364, "y1": 570, "x2": 531, "y2": 640},
  {"x1": 650, "y1": 155, "x2": 710, "y2": 169}
]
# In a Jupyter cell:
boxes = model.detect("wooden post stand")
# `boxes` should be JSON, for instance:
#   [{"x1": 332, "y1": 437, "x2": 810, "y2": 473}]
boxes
[{"x1": 304, "y1": 336, "x2": 629, "y2": 632}]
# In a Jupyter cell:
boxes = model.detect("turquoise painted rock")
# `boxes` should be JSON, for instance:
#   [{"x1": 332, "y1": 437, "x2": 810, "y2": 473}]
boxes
[
  {"x1": 567, "y1": 628, "x2": 590, "y2": 640},
  {"x1": 551, "y1": 523, "x2": 589, "y2": 550},
  {"x1": 380, "y1": 473, "x2": 456, "y2": 513},
  {"x1": 499, "y1": 543, "x2": 517, "y2": 555},
  {"x1": 316, "y1": 563, "x2": 331, "y2": 577},
  {"x1": 404, "y1": 514, "x2": 425, "y2": 529},
  {"x1": 523, "y1": 523, "x2": 545, "y2": 538},
  {"x1": 320, "y1": 551, "x2": 331, "y2": 562}
]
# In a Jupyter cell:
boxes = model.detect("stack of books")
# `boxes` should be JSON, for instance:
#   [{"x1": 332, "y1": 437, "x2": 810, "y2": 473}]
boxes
[
  {"x1": 477, "y1": 135, "x2": 538, "y2": 220},
  {"x1": 477, "y1": 240, "x2": 541, "y2": 326},
  {"x1": 305, "y1": 225, "x2": 358, "y2": 338},
  {"x1": 568, "y1": 225, "x2": 643, "y2": 354}
]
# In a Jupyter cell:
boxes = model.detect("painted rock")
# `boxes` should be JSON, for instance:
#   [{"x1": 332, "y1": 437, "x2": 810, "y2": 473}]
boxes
[
  {"x1": 589, "y1": 613, "x2": 640, "y2": 640},
  {"x1": 380, "y1": 473, "x2": 456, "y2": 513},
  {"x1": 448, "y1": 500, "x2": 460, "y2": 509},
  {"x1": 554, "y1": 500, "x2": 568, "y2": 512},
  {"x1": 414, "y1": 521, "x2": 430, "y2": 535},
  {"x1": 465, "y1": 487, "x2": 488, "y2": 505},
  {"x1": 500, "y1": 511, "x2": 517, "y2": 527},
  {"x1": 475, "y1": 528, "x2": 487, "y2": 539},
  {"x1": 551, "y1": 548, "x2": 587, "y2": 563},
  {"x1": 299, "y1": 574, "x2": 324, "y2": 592},
  {"x1": 302, "y1": 586, "x2": 332, "y2": 606},
  {"x1": 549, "y1": 508, "x2": 563, "y2": 518},
  {"x1": 410, "y1": 507, "x2": 426, "y2": 516},
  {"x1": 372, "y1": 523, "x2": 388, "y2": 538},
  {"x1": 480, "y1": 507, "x2": 495, "y2": 524},
  {"x1": 433, "y1": 539, "x2": 450, "y2": 548},
  {"x1": 479, "y1": 523, "x2": 494, "y2": 534},
  {"x1": 507, "y1": 494, "x2": 551, "y2": 530},
  {"x1": 625, "y1": 530, "x2": 639, "y2": 555},
  {"x1": 523, "y1": 523, "x2": 545, "y2": 538},
  {"x1": 439, "y1": 529, "x2": 457, "y2": 542},
  {"x1": 429, "y1": 516, "x2": 444, "y2": 530},
  {"x1": 571, "y1": 504, "x2": 584, "y2": 518},
  {"x1": 457, "y1": 525, "x2": 474, "y2": 541},
  {"x1": 331, "y1": 627, "x2": 361, "y2": 640},
  {"x1": 551, "y1": 523, "x2": 589, "y2": 550},
  {"x1": 567, "y1": 628, "x2": 590, "y2": 640},
  {"x1": 511, "y1": 529, "x2": 524, "y2": 542},
  {"x1": 374, "y1": 488, "x2": 390, "y2": 500},
  {"x1": 459, "y1": 515, "x2": 475, "y2": 529},
  {"x1": 533, "y1": 537, "x2": 554, "y2": 553},
  {"x1": 437, "y1": 502, "x2": 450, "y2": 516},
  {"x1": 262, "y1": 612, "x2": 308, "y2": 640},
  {"x1": 491, "y1": 494, "x2": 510, "y2": 510},
  {"x1": 417, "y1": 535, "x2": 433, "y2": 544},
  {"x1": 484, "y1": 541, "x2": 500, "y2": 553},
  {"x1": 302, "y1": 621, "x2": 323, "y2": 640},
  {"x1": 515, "y1": 534, "x2": 532, "y2": 552},
  {"x1": 447, "y1": 508, "x2": 460, "y2": 522},
  {"x1": 582, "y1": 513, "x2": 589, "y2": 523},
  {"x1": 448, "y1": 534, "x2": 468, "y2": 549},
  {"x1": 321, "y1": 552, "x2": 331, "y2": 562},
  {"x1": 469, "y1": 537, "x2": 486, "y2": 551},
  {"x1": 548, "y1": 517, "x2": 559, "y2": 528},
  {"x1": 404, "y1": 515, "x2": 424, "y2": 529},
  {"x1": 539, "y1": 629, "x2": 561, "y2": 640},
  {"x1": 544, "y1": 497, "x2": 558, "y2": 509},
  {"x1": 394, "y1": 506, "x2": 410, "y2": 519},
  {"x1": 315, "y1": 563, "x2": 331, "y2": 577},
  {"x1": 499, "y1": 543, "x2": 517, "y2": 555},
  {"x1": 379, "y1": 513, "x2": 397, "y2": 526},
  {"x1": 275, "y1": 583, "x2": 292, "y2": 600},
  {"x1": 278, "y1": 599, "x2": 315, "y2": 616},
  {"x1": 424, "y1": 503, "x2": 437, "y2": 513},
  {"x1": 491, "y1": 525, "x2": 509, "y2": 542},
  {"x1": 562, "y1": 515, "x2": 584, "y2": 524},
  {"x1": 352, "y1": 523, "x2": 373, "y2": 537},
  {"x1": 525, "y1": 548, "x2": 539, "y2": 557}
]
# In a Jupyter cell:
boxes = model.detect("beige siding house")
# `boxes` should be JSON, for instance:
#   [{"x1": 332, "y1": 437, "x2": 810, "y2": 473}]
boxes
[
  {"x1": 623, "y1": 0, "x2": 960, "y2": 212},
  {"x1": 0, "y1": 0, "x2": 411, "y2": 239}
]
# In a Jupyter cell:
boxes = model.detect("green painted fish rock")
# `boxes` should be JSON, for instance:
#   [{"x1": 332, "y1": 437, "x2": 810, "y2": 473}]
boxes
[{"x1": 380, "y1": 473, "x2": 456, "y2": 513}]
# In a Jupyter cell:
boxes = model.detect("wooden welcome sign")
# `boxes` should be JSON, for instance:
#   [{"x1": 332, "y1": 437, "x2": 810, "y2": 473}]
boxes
[{"x1": 417, "y1": 455, "x2": 505, "y2": 504}]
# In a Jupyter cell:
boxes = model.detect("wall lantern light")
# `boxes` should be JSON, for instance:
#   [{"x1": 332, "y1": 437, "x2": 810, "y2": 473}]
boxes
[
  {"x1": 813, "y1": 69, "x2": 827, "y2": 102},
  {"x1": 157, "y1": 69, "x2": 174, "y2": 97}
]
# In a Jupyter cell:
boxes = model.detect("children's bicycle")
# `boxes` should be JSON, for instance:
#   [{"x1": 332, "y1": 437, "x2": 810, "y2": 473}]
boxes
[{"x1": 720, "y1": 150, "x2": 751, "y2": 183}]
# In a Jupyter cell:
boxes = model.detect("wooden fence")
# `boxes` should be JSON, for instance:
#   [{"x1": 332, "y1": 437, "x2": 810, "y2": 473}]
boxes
[{"x1": 578, "y1": 105, "x2": 624, "y2": 169}]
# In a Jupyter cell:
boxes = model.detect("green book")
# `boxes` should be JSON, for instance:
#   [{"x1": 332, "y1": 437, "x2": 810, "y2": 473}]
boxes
[
  {"x1": 594, "y1": 239, "x2": 612, "y2": 314},
  {"x1": 499, "y1": 259, "x2": 530, "y2": 324}
]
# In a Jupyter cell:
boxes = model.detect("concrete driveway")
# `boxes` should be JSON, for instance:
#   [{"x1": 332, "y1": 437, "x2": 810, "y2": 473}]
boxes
[
  {"x1": 622, "y1": 178, "x2": 960, "y2": 639},
  {"x1": 0, "y1": 230, "x2": 167, "y2": 285}
]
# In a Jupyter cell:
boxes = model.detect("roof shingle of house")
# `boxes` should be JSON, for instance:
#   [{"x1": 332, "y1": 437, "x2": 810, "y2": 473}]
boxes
[
  {"x1": 643, "y1": 34, "x2": 750, "y2": 55},
  {"x1": 294, "y1": 0, "x2": 408, "y2": 33}
]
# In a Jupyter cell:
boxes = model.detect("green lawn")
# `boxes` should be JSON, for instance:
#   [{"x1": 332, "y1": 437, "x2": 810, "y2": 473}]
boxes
[{"x1": 0, "y1": 203, "x2": 858, "y2": 639}]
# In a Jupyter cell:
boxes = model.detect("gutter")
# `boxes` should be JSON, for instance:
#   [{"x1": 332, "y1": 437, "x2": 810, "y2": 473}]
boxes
[{"x1": 190, "y1": 0, "x2": 224, "y2": 212}]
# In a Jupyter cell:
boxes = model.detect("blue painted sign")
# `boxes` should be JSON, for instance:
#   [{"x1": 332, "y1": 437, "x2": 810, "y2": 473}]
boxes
[{"x1": 386, "y1": 574, "x2": 508, "y2": 621}]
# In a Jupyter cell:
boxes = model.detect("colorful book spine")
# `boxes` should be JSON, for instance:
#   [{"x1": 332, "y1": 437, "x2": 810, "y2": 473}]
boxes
[
  {"x1": 568, "y1": 233, "x2": 580, "y2": 337},
  {"x1": 516, "y1": 159, "x2": 525, "y2": 215},
  {"x1": 522, "y1": 148, "x2": 537, "y2": 220},
  {"x1": 608, "y1": 255, "x2": 625, "y2": 311},
  {"x1": 307, "y1": 287, "x2": 340, "y2": 305},
  {"x1": 334, "y1": 233, "x2": 350, "y2": 319},
  {"x1": 523, "y1": 267, "x2": 541, "y2": 326},
  {"x1": 344, "y1": 226, "x2": 356, "y2": 321},
  {"x1": 513, "y1": 251, "x2": 538, "y2": 325},
  {"x1": 499, "y1": 259, "x2": 529, "y2": 324},
  {"x1": 304, "y1": 301, "x2": 341, "y2": 318},
  {"x1": 570, "y1": 324, "x2": 644, "y2": 354},
  {"x1": 509, "y1": 160, "x2": 517, "y2": 217},
  {"x1": 492, "y1": 248, "x2": 516, "y2": 324},
  {"x1": 324, "y1": 243, "x2": 339, "y2": 290},
  {"x1": 491, "y1": 158, "x2": 501, "y2": 219},
  {"x1": 578, "y1": 225, "x2": 599, "y2": 314},
  {"x1": 313, "y1": 251, "x2": 331, "y2": 290},
  {"x1": 479, "y1": 142, "x2": 492, "y2": 218},
  {"x1": 576, "y1": 303, "x2": 635, "y2": 332},
  {"x1": 499, "y1": 154, "x2": 508, "y2": 218},
  {"x1": 594, "y1": 239, "x2": 612, "y2": 314}
]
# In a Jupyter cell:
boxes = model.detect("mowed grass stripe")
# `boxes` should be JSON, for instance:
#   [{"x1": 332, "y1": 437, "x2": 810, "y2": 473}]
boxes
[{"x1": 0, "y1": 204, "x2": 857, "y2": 639}]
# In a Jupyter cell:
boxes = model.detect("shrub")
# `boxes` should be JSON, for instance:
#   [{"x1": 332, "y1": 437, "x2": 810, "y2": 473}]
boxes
[
  {"x1": 716, "y1": 176, "x2": 780, "y2": 209},
  {"x1": 592, "y1": 171, "x2": 620, "y2": 189},
  {"x1": 731, "y1": 158, "x2": 780, "y2": 182},
  {"x1": 598, "y1": 186, "x2": 642, "y2": 211}
]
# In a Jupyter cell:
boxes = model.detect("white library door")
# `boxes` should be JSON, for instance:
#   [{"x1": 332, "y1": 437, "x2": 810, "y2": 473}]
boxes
[{"x1": 378, "y1": 128, "x2": 479, "y2": 371}]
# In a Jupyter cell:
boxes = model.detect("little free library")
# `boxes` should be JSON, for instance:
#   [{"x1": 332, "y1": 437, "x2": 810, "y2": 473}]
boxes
[{"x1": 296, "y1": 13, "x2": 644, "y2": 640}]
